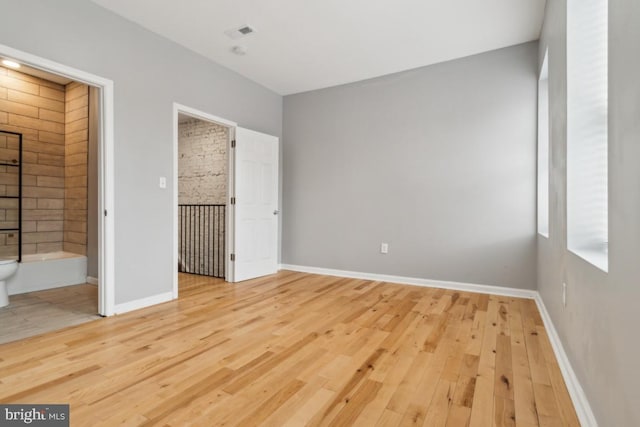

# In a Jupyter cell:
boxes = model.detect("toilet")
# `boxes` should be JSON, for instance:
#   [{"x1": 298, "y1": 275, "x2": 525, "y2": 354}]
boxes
[{"x1": 0, "y1": 259, "x2": 18, "y2": 308}]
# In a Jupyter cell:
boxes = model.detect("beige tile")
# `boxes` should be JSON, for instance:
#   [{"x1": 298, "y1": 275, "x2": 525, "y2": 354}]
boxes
[
  {"x1": 7, "y1": 89, "x2": 64, "y2": 112},
  {"x1": 23, "y1": 209, "x2": 64, "y2": 221},
  {"x1": 65, "y1": 82, "x2": 88, "y2": 101},
  {"x1": 22, "y1": 243, "x2": 37, "y2": 254},
  {"x1": 37, "y1": 198, "x2": 65, "y2": 210},
  {"x1": 0, "y1": 99, "x2": 39, "y2": 118},
  {"x1": 39, "y1": 108, "x2": 65, "y2": 123},
  {"x1": 36, "y1": 242, "x2": 64, "y2": 253},
  {"x1": 65, "y1": 94, "x2": 88, "y2": 112},
  {"x1": 63, "y1": 210, "x2": 86, "y2": 221},
  {"x1": 8, "y1": 114, "x2": 65, "y2": 134},
  {"x1": 65, "y1": 118, "x2": 88, "y2": 134},
  {"x1": 0, "y1": 284, "x2": 98, "y2": 345},
  {"x1": 23, "y1": 163, "x2": 64, "y2": 178},
  {"x1": 39, "y1": 86, "x2": 65, "y2": 102},
  {"x1": 65, "y1": 107, "x2": 88, "y2": 124},
  {"x1": 63, "y1": 220, "x2": 87, "y2": 233},
  {"x1": 64, "y1": 231, "x2": 86, "y2": 244},
  {"x1": 36, "y1": 176, "x2": 65, "y2": 188},
  {"x1": 23, "y1": 231, "x2": 63, "y2": 244},
  {"x1": 65, "y1": 176, "x2": 86, "y2": 188},
  {"x1": 36, "y1": 220, "x2": 64, "y2": 232},
  {"x1": 22, "y1": 198, "x2": 37, "y2": 210},
  {"x1": 23, "y1": 186, "x2": 64, "y2": 199},
  {"x1": 65, "y1": 199, "x2": 87, "y2": 210},
  {"x1": 63, "y1": 242, "x2": 86, "y2": 255},
  {"x1": 22, "y1": 221, "x2": 37, "y2": 232},
  {"x1": 65, "y1": 129, "x2": 87, "y2": 144},
  {"x1": 7, "y1": 69, "x2": 64, "y2": 91},
  {"x1": 24, "y1": 140, "x2": 65, "y2": 155},
  {"x1": 38, "y1": 131, "x2": 64, "y2": 144},
  {"x1": 65, "y1": 164, "x2": 87, "y2": 177},
  {"x1": 65, "y1": 152, "x2": 87, "y2": 166},
  {"x1": 37, "y1": 153, "x2": 64, "y2": 167},
  {"x1": 0, "y1": 74, "x2": 40, "y2": 95},
  {"x1": 65, "y1": 141, "x2": 87, "y2": 155}
]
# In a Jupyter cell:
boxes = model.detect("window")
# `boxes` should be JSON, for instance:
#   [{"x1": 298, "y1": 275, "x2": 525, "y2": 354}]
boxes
[
  {"x1": 538, "y1": 50, "x2": 549, "y2": 237},
  {"x1": 567, "y1": 0, "x2": 608, "y2": 271}
]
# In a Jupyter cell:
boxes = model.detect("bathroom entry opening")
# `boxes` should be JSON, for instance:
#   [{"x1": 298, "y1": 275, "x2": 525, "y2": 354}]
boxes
[{"x1": 0, "y1": 43, "x2": 115, "y2": 316}]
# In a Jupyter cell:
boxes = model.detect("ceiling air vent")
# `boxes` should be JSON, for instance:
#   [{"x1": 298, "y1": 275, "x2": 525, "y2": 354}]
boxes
[{"x1": 224, "y1": 25, "x2": 256, "y2": 40}]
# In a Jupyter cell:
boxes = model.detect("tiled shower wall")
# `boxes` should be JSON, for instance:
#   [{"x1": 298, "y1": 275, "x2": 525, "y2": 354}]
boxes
[
  {"x1": 0, "y1": 66, "x2": 89, "y2": 257},
  {"x1": 63, "y1": 82, "x2": 89, "y2": 255},
  {"x1": 0, "y1": 66, "x2": 65, "y2": 257}
]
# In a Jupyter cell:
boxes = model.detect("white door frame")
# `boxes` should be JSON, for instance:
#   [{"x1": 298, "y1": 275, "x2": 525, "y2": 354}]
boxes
[
  {"x1": 172, "y1": 103, "x2": 236, "y2": 297},
  {"x1": 0, "y1": 44, "x2": 116, "y2": 316}
]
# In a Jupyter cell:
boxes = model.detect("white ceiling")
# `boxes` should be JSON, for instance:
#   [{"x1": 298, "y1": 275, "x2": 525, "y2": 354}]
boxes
[{"x1": 91, "y1": 0, "x2": 546, "y2": 95}]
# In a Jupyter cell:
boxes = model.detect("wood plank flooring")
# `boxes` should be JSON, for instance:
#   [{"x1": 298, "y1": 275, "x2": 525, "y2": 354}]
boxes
[
  {"x1": 0, "y1": 271, "x2": 579, "y2": 426},
  {"x1": 0, "y1": 284, "x2": 99, "y2": 344}
]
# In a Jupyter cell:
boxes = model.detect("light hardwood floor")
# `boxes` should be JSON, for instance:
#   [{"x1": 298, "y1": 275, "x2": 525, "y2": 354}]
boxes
[
  {"x1": 0, "y1": 272, "x2": 579, "y2": 426},
  {"x1": 0, "y1": 284, "x2": 99, "y2": 345}
]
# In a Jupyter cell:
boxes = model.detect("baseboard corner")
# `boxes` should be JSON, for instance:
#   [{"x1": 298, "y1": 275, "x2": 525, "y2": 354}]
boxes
[
  {"x1": 113, "y1": 291, "x2": 174, "y2": 315},
  {"x1": 533, "y1": 293, "x2": 599, "y2": 427}
]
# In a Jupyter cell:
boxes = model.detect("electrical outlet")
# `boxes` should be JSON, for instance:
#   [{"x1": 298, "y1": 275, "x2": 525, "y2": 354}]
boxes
[
  {"x1": 159, "y1": 176, "x2": 167, "y2": 189},
  {"x1": 380, "y1": 243, "x2": 389, "y2": 254},
  {"x1": 562, "y1": 282, "x2": 567, "y2": 307}
]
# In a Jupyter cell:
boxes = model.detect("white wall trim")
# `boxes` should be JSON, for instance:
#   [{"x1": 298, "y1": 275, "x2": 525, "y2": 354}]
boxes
[
  {"x1": 86, "y1": 276, "x2": 99, "y2": 286},
  {"x1": 280, "y1": 264, "x2": 538, "y2": 299},
  {"x1": 172, "y1": 104, "x2": 237, "y2": 297},
  {"x1": 534, "y1": 294, "x2": 599, "y2": 427},
  {"x1": 113, "y1": 291, "x2": 173, "y2": 315},
  {"x1": 0, "y1": 43, "x2": 115, "y2": 317}
]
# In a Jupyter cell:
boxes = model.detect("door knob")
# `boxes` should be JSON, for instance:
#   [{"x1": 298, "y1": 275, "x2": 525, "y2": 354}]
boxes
[{"x1": 273, "y1": 210, "x2": 280, "y2": 215}]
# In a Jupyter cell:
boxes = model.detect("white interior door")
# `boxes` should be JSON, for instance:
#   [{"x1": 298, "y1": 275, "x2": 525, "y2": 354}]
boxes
[{"x1": 232, "y1": 127, "x2": 279, "y2": 282}]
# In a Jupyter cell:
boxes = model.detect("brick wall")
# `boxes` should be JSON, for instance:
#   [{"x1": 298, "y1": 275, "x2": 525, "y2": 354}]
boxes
[
  {"x1": 63, "y1": 82, "x2": 88, "y2": 255},
  {"x1": 0, "y1": 66, "x2": 66, "y2": 257},
  {"x1": 178, "y1": 119, "x2": 228, "y2": 204}
]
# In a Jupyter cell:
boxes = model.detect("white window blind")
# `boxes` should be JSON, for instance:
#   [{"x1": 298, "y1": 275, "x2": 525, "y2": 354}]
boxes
[
  {"x1": 538, "y1": 50, "x2": 549, "y2": 237},
  {"x1": 567, "y1": 0, "x2": 608, "y2": 271}
]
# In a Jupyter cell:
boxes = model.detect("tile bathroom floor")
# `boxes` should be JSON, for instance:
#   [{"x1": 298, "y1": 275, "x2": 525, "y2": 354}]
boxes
[{"x1": 0, "y1": 284, "x2": 100, "y2": 345}]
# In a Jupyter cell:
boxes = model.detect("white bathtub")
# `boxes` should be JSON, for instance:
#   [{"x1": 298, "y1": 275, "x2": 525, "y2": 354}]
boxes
[{"x1": 6, "y1": 251, "x2": 87, "y2": 295}]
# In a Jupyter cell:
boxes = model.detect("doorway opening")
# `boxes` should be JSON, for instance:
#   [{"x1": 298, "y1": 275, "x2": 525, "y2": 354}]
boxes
[
  {"x1": 172, "y1": 104, "x2": 281, "y2": 295},
  {"x1": 0, "y1": 44, "x2": 115, "y2": 342},
  {"x1": 172, "y1": 104, "x2": 235, "y2": 297},
  {"x1": 177, "y1": 114, "x2": 228, "y2": 279}
]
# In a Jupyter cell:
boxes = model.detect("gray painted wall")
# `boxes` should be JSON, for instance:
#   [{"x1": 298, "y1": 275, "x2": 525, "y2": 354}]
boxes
[
  {"x1": 0, "y1": 0, "x2": 282, "y2": 304},
  {"x1": 283, "y1": 42, "x2": 538, "y2": 290},
  {"x1": 538, "y1": 0, "x2": 640, "y2": 425}
]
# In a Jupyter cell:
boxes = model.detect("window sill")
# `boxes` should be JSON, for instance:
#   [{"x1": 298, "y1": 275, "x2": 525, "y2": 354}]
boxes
[{"x1": 568, "y1": 247, "x2": 608, "y2": 273}]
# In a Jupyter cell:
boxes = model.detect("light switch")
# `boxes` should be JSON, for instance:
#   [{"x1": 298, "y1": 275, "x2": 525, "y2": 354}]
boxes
[{"x1": 159, "y1": 176, "x2": 167, "y2": 189}]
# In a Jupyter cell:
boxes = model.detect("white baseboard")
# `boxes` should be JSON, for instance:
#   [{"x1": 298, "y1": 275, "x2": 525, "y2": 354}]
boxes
[
  {"x1": 280, "y1": 263, "x2": 596, "y2": 426},
  {"x1": 534, "y1": 294, "x2": 598, "y2": 427},
  {"x1": 113, "y1": 291, "x2": 174, "y2": 315},
  {"x1": 279, "y1": 264, "x2": 538, "y2": 299},
  {"x1": 86, "y1": 276, "x2": 98, "y2": 285}
]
